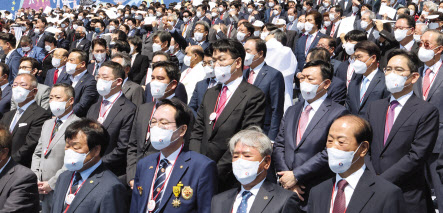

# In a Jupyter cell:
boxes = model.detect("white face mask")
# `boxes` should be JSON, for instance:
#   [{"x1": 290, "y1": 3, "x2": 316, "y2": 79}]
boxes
[
  {"x1": 78, "y1": 16, "x2": 84, "y2": 20},
  {"x1": 34, "y1": 28, "x2": 41, "y2": 35},
  {"x1": 324, "y1": 21, "x2": 331, "y2": 27},
  {"x1": 66, "y1": 62, "x2": 78, "y2": 75},
  {"x1": 300, "y1": 81, "x2": 323, "y2": 100},
  {"x1": 410, "y1": 10, "x2": 415, "y2": 16},
  {"x1": 304, "y1": 22, "x2": 314, "y2": 32},
  {"x1": 152, "y1": 43, "x2": 162, "y2": 52},
  {"x1": 288, "y1": 15, "x2": 295, "y2": 22},
  {"x1": 297, "y1": 22, "x2": 305, "y2": 31},
  {"x1": 413, "y1": 34, "x2": 421, "y2": 42},
  {"x1": 50, "y1": 101, "x2": 68, "y2": 117},
  {"x1": 150, "y1": 80, "x2": 170, "y2": 98},
  {"x1": 129, "y1": 46, "x2": 134, "y2": 55},
  {"x1": 64, "y1": 149, "x2": 90, "y2": 171},
  {"x1": 352, "y1": 6, "x2": 359, "y2": 13},
  {"x1": 254, "y1": 31, "x2": 260, "y2": 36},
  {"x1": 96, "y1": 79, "x2": 117, "y2": 96},
  {"x1": 381, "y1": 3, "x2": 387, "y2": 6},
  {"x1": 429, "y1": 22, "x2": 439, "y2": 30},
  {"x1": 211, "y1": 12, "x2": 218, "y2": 18},
  {"x1": 260, "y1": 32, "x2": 269, "y2": 40},
  {"x1": 167, "y1": 21, "x2": 174, "y2": 27},
  {"x1": 269, "y1": 2, "x2": 275, "y2": 7},
  {"x1": 150, "y1": 126, "x2": 180, "y2": 150},
  {"x1": 169, "y1": 46, "x2": 175, "y2": 53},
  {"x1": 248, "y1": 8, "x2": 253, "y2": 13},
  {"x1": 45, "y1": 45, "x2": 52, "y2": 52},
  {"x1": 232, "y1": 157, "x2": 265, "y2": 185},
  {"x1": 94, "y1": 53, "x2": 107, "y2": 63},
  {"x1": 394, "y1": 29, "x2": 409, "y2": 42},
  {"x1": 73, "y1": 24, "x2": 79, "y2": 30},
  {"x1": 418, "y1": 46, "x2": 439, "y2": 62},
  {"x1": 385, "y1": 72, "x2": 409, "y2": 93},
  {"x1": 273, "y1": 10, "x2": 279, "y2": 15},
  {"x1": 327, "y1": 144, "x2": 362, "y2": 174},
  {"x1": 214, "y1": 60, "x2": 236, "y2": 83},
  {"x1": 329, "y1": 13, "x2": 336, "y2": 21},
  {"x1": 22, "y1": 46, "x2": 31, "y2": 52},
  {"x1": 194, "y1": 32, "x2": 204, "y2": 42},
  {"x1": 303, "y1": 6, "x2": 308, "y2": 11},
  {"x1": 157, "y1": 11, "x2": 162, "y2": 17},
  {"x1": 183, "y1": 55, "x2": 192, "y2": 67},
  {"x1": 109, "y1": 25, "x2": 116, "y2": 31},
  {"x1": 237, "y1": 31, "x2": 247, "y2": 41},
  {"x1": 353, "y1": 56, "x2": 373, "y2": 74},
  {"x1": 244, "y1": 53, "x2": 257, "y2": 66},
  {"x1": 422, "y1": 11, "x2": 429, "y2": 16},
  {"x1": 12, "y1": 86, "x2": 31, "y2": 103},
  {"x1": 344, "y1": 42, "x2": 356, "y2": 55},
  {"x1": 323, "y1": 2, "x2": 330, "y2": 7},
  {"x1": 360, "y1": 20, "x2": 369, "y2": 29},
  {"x1": 183, "y1": 17, "x2": 190, "y2": 23},
  {"x1": 52, "y1": 57, "x2": 61, "y2": 68},
  {"x1": 204, "y1": 66, "x2": 215, "y2": 78},
  {"x1": 18, "y1": 69, "x2": 31, "y2": 75},
  {"x1": 196, "y1": 11, "x2": 203, "y2": 18}
]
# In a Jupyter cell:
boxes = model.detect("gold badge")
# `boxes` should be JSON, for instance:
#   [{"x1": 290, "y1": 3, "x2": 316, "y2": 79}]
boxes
[
  {"x1": 90, "y1": 180, "x2": 94, "y2": 183},
  {"x1": 173, "y1": 186, "x2": 181, "y2": 198},
  {"x1": 137, "y1": 186, "x2": 143, "y2": 195},
  {"x1": 264, "y1": 196, "x2": 268, "y2": 200},
  {"x1": 181, "y1": 186, "x2": 193, "y2": 200},
  {"x1": 172, "y1": 198, "x2": 181, "y2": 208},
  {"x1": 149, "y1": 166, "x2": 153, "y2": 169}
]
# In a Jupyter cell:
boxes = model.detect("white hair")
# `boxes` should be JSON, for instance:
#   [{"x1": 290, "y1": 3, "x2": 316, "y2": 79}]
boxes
[
  {"x1": 76, "y1": 26, "x2": 87, "y2": 34},
  {"x1": 424, "y1": 1, "x2": 438, "y2": 12},
  {"x1": 228, "y1": 126, "x2": 272, "y2": 157}
]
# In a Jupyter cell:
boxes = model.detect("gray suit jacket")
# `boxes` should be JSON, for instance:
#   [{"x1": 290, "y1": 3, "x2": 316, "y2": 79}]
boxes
[
  {"x1": 31, "y1": 114, "x2": 81, "y2": 189},
  {"x1": 11, "y1": 83, "x2": 50, "y2": 110},
  {"x1": 123, "y1": 80, "x2": 144, "y2": 106}
]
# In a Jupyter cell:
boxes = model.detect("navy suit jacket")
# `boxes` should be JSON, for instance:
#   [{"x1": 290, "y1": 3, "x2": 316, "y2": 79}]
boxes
[
  {"x1": 0, "y1": 84, "x2": 11, "y2": 114},
  {"x1": 16, "y1": 46, "x2": 45, "y2": 63},
  {"x1": 294, "y1": 31, "x2": 324, "y2": 73},
  {"x1": 144, "y1": 82, "x2": 188, "y2": 104},
  {"x1": 365, "y1": 94, "x2": 438, "y2": 212},
  {"x1": 72, "y1": 72, "x2": 99, "y2": 117},
  {"x1": 31, "y1": 32, "x2": 49, "y2": 49},
  {"x1": 346, "y1": 70, "x2": 390, "y2": 116},
  {"x1": 273, "y1": 97, "x2": 348, "y2": 209},
  {"x1": 130, "y1": 150, "x2": 217, "y2": 213},
  {"x1": 5, "y1": 50, "x2": 21, "y2": 84},
  {"x1": 298, "y1": 77, "x2": 347, "y2": 106},
  {"x1": 51, "y1": 164, "x2": 128, "y2": 213},
  {"x1": 243, "y1": 63, "x2": 285, "y2": 140},
  {"x1": 44, "y1": 66, "x2": 72, "y2": 87},
  {"x1": 189, "y1": 78, "x2": 212, "y2": 117},
  {"x1": 334, "y1": 60, "x2": 351, "y2": 84}
]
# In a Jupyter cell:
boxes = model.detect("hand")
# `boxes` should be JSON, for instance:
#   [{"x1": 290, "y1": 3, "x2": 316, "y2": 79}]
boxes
[
  {"x1": 129, "y1": 180, "x2": 134, "y2": 190},
  {"x1": 213, "y1": 24, "x2": 220, "y2": 31},
  {"x1": 152, "y1": 21, "x2": 158, "y2": 28},
  {"x1": 38, "y1": 181, "x2": 52, "y2": 194},
  {"x1": 289, "y1": 185, "x2": 306, "y2": 201},
  {"x1": 277, "y1": 171, "x2": 297, "y2": 189},
  {"x1": 383, "y1": 13, "x2": 388, "y2": 20},
  {"x1": 352, "y1": 0, "x2": 360, "y2": 5},
  {"x1": 375, "y1": 20, "x2": 384, "y2": 32},
  {"x1": 339, "y1": 33, "x2": 346, "y2": 43},
  {"x1": 229, "y1": 11, "x2": 237, "y2": 17}
]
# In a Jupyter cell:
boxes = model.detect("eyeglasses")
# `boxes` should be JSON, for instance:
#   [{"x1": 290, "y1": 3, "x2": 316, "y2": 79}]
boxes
[
  {"x1": 418, "y1": 41, "x2": 440, "y2": 50},
  {"x1": 18, "y1": 66, "x2": 32, "y2": 70},
  {"x1": 202, "y1": 61, "x2": 214, "y2": 67},
  {"x1": 149, "y1": 119, "x2": 176, "y2": 129},
  {"x1": 354, "y1": 54, "x2": 371, "y2": 60}
]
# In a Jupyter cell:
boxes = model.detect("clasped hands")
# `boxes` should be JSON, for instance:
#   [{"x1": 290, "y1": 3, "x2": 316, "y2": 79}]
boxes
[{"x1": 277, "y1": 171, "x2": 306, "y2": 201}]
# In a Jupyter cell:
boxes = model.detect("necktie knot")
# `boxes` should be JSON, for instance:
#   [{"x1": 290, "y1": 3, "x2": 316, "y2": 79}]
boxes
[
  {"x1": 337, "y1": 179, "x2": 348, "y2": 191},
  {"x1": 222, "y1": 86, "x2": 228, "y2": 93},
  {"x1": 241, "y1": 191, "x2": 252, "y2": 200},
  {"x1": 102, "y1": 100, "x2": 110, "y2": 106},
  {"x1": 160, "y1": 158, "x2": 170, "y2": 169},
  {"x1": 425, "y1": 68, "x2": 432, "y2": 76},
  {"x1": 17, "y1": 108, "x2": 24, "y2": 114},
  {"x1": 73, "y1": 172, "x2": 82, "y2": 186},
  {"x1": 304, "y1": 105, "x2": 312, "y2": 112},
  {"x1": 390, "y1": 100, "x2": 399, "y2": 108}
]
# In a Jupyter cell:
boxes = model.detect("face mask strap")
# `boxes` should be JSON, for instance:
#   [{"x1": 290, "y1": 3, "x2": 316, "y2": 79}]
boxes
[{"x1": 351, "y1": 143, "x2": 363, "y2": 164}]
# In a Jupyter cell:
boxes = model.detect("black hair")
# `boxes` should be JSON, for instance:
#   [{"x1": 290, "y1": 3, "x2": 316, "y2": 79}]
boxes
[
  {"x1": 212, "y1": 39, "x2": 246, "y2": 68},
  {"x1": 303, "y1": 59, "x2": 333, "y2": 80},
  {"x1": 387, "y1": 49, "x2": 419, "y2": 73},
  {"x1": 65, "y1": 119, "x2": 110, "y2": 157}
]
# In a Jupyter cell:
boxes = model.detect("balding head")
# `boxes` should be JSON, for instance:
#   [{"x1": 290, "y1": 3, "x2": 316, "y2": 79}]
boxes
[{"x1": 185, "y1": 45, "x2": 204, "y2": 68}]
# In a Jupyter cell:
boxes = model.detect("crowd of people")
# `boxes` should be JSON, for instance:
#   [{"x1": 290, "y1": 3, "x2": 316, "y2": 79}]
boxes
[{"x1": 0, "y1": 0, "x2": 442, "y2": 212}]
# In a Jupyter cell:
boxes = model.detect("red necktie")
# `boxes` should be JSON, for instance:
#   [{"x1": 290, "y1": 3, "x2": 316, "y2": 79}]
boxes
[
  {"x1": 384, "y1": 100, "x2": 399, "y2": 145},
  {"x1": 330, "y1": 24, "x2": 336, "y2": 37},
  {"x1": 332, "y1": 180, "x2": 348, "y2": 213},
  {"x1": 423, "y1": 68, "x2": 432, "y2": 99},
  {"x1": 297, "y1": 105, "x2": 312, "y2": 145},
  {"x1": 212, "y1": 18, "x2": 215, "y2": 25},
  {"x1": 215, "y1": 86, "x2": 228, "y2": 121},
  {"x1": 53, "y1": 69, "x2": 59, "y2": 84},
  {"x1": 24, "y1": 52, "x2": 28, "y2": 57},
  {"x1": 247, "y1": 70, "x2": 255, "y2": 84}
]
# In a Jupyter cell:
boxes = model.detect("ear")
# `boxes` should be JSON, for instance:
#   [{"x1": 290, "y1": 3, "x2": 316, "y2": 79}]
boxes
[
  {"x1": 360, "y1": 141, "x2": 369, "y2": 156},
  {"x1": 323, "y1": 79, "x2": 332, "y2": 90},
  {"x1": 170, "y1": 79, "x2": 178, "y2": 91},
  {"x1": 92, "y1": 145, "x2": 101, "y2": 157},
  {"x1": 179, "y1": 125, "x2": 187, "y2": 137}
]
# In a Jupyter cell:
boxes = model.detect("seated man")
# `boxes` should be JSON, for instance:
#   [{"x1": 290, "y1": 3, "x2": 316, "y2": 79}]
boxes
[
  {"x1": 308, "y1": 115, "x2": 406, "y2": 212},
  {"x1": 16, "y1": 36, "x2": 45, "y2": 63}
]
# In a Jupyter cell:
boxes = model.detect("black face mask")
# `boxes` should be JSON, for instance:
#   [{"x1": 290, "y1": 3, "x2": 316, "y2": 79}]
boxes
[
  {"x1": 75, "y1": 33, "x2": 82, "y2": 39},
  {"x1": 144, "y1": 25, "x2": 153, "y2": 32}
]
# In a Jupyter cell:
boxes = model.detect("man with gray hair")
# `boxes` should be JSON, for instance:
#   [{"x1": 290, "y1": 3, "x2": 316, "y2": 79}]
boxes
[
  {"x1": 414, "y1": 23, "x2": 428, "y2": 42},
  {"x1": 211, "y1": 127, "x2": 298, "y2": 213},
  {"x1": 168, "y1": 20, "x2": 211, "y2": 51},
  {"x1": 111, "y1": 52, "x2": 144, "y2": 106},
  {"x1": 360, "y1": 11, "x2": 380, "y2": 43},
  {"x1": 69, "y1": 26, "x2": 91, "y2": 53}
]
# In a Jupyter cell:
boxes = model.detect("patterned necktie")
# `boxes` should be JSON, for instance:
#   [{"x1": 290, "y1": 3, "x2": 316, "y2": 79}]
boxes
[
  {"x1": 384, "y1": 100, "x2": 400, "y2": 145},
  {"x1": 153, "y1": 158, "x2": 170, "y2": 213},
  {"x1": 53, "y1": 69, "x2": 59, "y2": 84},
  {"x1": 247, "y1": 70, "x2": 255, "y2": 84},
  {"x1": 297, "y1": 105, "x2": 313, "y2": 145},
  {"x1": 360, "y1": 77, "x2": 369, "y2": 105},
  {"x1": 236, "y1": 191, "x2": 252, "y2": 213},
  {"x1": 64, "y1": 172, "x2": 82, "y2": 210},
  {"x1": 215, "y1": 86, "x2": 228, "y2": 121},
  {"x1": 52, "y1": 119, "x2": 63, "y2": 139},
  {"x1": 9, "y1": 108, "x2": 24, "y2": 133},
  {"x1": 332, "y1": 180, "x2": 348, "y2": 213},
  {"x1": 423, "y1": 68, "x2": 432, "y2": 99}
]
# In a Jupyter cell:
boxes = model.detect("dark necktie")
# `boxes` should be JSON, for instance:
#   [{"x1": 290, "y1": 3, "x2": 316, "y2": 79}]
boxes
[
  {"x1": 51, "y1": 119, "x2": 63, "y2": 139},
  {"x1": 152, "y1": 158, "x2": 170, "y2": 213},
  {"x1": 236, "y1": 191, "x2": 252, "y2": 213},
  {"x1": 63, "y1": 172, "x2": 82, "y2": 210},
  {"x1": 332, "y1": 179, "x2": 348, "y2": 213}
]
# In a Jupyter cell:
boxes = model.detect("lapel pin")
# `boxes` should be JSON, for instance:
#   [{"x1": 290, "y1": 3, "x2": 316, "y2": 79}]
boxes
[
  {"x1": 180, "y1": 165, "x2": 183, "y2": 169},
  {"x1": 181, "y1": 186, "x2": 193, "y2": 200},
  {"x1": 264, "y1": 196, "x2": 268, "y2": 200},
  {"x1": 90, "y1": 180, "x2": 94, "y2": 183},
  {"x1": 137, "y1": 186, "x2": 143, "y2": 195},
  {"x1": 149, "y1": 166, "x2": 153, "y2": 169}
]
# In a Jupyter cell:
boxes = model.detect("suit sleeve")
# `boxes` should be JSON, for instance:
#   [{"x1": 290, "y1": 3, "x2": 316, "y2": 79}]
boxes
[
  {"x1": 0, "y1": 169, "x2": 39, "y2": 213},
  {"x1": 268, "y1": 71, "x2": 285, "y2": 140},
  {"x1": 130, "y1": 160, "x2": 144, "y2": 212},
  {"x1": 36, "y1": 49, "x2": 46, "y2": 63},
  {"x1": 188, "y1": 84, "x2": 200, "y2": 118},
  {"x1": 73, "y1": 80, "x2": 99, "y2": 117},
  {"x1": 329, "y1": 81, "x2": 347, "y2": 106},
  {"x1": 381, "y1": 186, "x2": 407, "y2": 213},
  {"x1": 189, "y1": 92, "x2": 207, "y2": 153},
  {"x1": 30, "y1": 122, "x2": 46, "y2": 178},
  {"x1": 137, "y1": 58, "x2": 150, "y2": 84},
  {"x1": 169, "y1": 29, "x2": 189, "y2": 50},
  {"x1": 132, "y1": 86, "x2": 145, "y2": 106},
  {"x1": 39, "y1": 86, "x2": 50, "y2": 110},
  {"x1": 380, "y1": 107, "x2": 439, "y2": 184},
  {"x1": 126, "y1": 108, "x2": 140, "y2": 183},
  {"x1": 281, "y1": 193, "x2": 302, "y2": 213},
  {"x1": 99, "y1": 183, "x2": 128, "y2": 213},
  {"x1": 197, "y1": 159, "x2": 218, "y2": 213},
  {"x1": 273, "y1": 111, "x2": 291, "y2": 172}
]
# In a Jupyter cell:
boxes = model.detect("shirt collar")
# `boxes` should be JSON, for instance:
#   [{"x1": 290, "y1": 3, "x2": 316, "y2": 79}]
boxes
[
  {"x1": 78, "y1": 160, "x2": 102, "y2": 182},
  {"x1": 57, "y1": 110, "x2": 73, "y2": 121},
  {"x1": 335, "y1": 164, "x2": 366, "y2": 190},
  {"x1": 56, "y1": 65, "x2": 65, "y2": 70},
  {"x1": 251, "y1": 61, "x2": 265, "y2": 72},
  {"x1": 239, "y1": 178, "x2": 265, "y2": 197},
  {"x1": 18, "y1": 99, "x2": 35, "y2": 112},
  {"x1": 400, "y1": 40, "x2": 415, "y2": 51},
  {"x1": 1, "y1": 83, "x2": 9, "y2": 91},
  {"x1": 223, "y1": 76, "x2": 243, "y2": 92},
  {"x1": 6, "y1": 49, "x2": 15, "y2": 59},
  {"x1": 423, "y1": 59, "x2": 443, "y2": 74},
  {"x1": 103, "y1": 91, "x2": 122, "y2": 102},
  {"x1": 160, "y1": 145, "x2": 182, "y2": 164},
  {"x1": 334, "y1": 20, "x2": 341, "y2": 26},
  {"x1": 364, "y1": 68, "x2": 377, "y2": 82},
  {"x1": 304, "y1": 93, "x2": 327, "y2": 111},
  {"x1": 70, "y1": 70, "x2": 87, "y2": 82},
  {"x1": 390, "y1": 91, "x2": 413, "y2": 106},
  {"x1": 0, "y1": 157, "x2": 11, "y2": 174},
  {"x1": 123, "y1": 78, "x2": 128, "y2": 87}
]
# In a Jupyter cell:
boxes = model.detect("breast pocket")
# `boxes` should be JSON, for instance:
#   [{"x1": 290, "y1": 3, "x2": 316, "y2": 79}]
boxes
[{"x1": 398, "y1": 125, "x2": 416, "y2": 132}]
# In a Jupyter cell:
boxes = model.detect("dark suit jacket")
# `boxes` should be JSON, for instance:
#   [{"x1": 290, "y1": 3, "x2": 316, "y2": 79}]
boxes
[
  {"x1": 308, "y1": 169, "x2": 406, "y2": 213},
  {"x1": 141, "y1": 29, "x2": 158, "y2": 61},
  {"x1": 123, "y1": 80, "x2": 144, "y2": 106},
  {"x1": 57, "y1": 38, "x2": 71, "y2": 50},
  {"x1": 211, "y1": 180, "x2": 299, "y2": 213},
  {"x1": 31, "y1": 32, "x2": 48, "y2": 49},
  {"x1": 144, "y1": 82, "x2": 188, "y2": 104},
  {"x1": 0, "y1": 159, "x2": 39, "y2": 213},
  {"x1": 129, "y1": 53, "x2": 150, "y2": 84},
  {"x1": 69, "y1": 38, "x2": 91, "y2": 54},
  {"x1": 243, "y1": 64, "x2": 285, "y2": 140},
  {"x1": 0, "y1": 84, "x2": 11, "y2": 114},
  {"x1": 286, "y1": 30, "x2": 298, "y2": 52},
  {"x1": 72, "y1": 72, "x2": 99, "y2": 117},
  {"x1": 339, "y1": 0, "x2": 354, "y2": 16},
  {"x1": 51, "y1": 163, "x2": 128, "y2": 213},
  {"x1": 334, "y1": 60, "x2": 351, "y2": 84},
  {"x1": 273, "y1": 97, "x2": 348, "y2": 209},
  {"x1": 365, "y1": 94, "x2": 438, "y2": 213},
  {"x1": 41, "y1": 50, "x2": 54, "y2": 81},
  {"x1": 44, "y1": 66, "x2": 72, "y2": 87},
  {"x1": 294, "y1": 31, "x2": 325, "y2": 73},
  {"x1": 86, "y1": 94, "x2": 136, "y2": 176},
  {"x1": 189, "y1": 78, "x2": 211, "y2": 117},
  {"x1": 299, "y1": 77, "x2": 347, "y2": 106},
  {"x1": 268, "y1": 14, "x2": 289, "y2": 23},
  {"x1": 346, "y1": 70, "x2": 390, "y2": 116},
  {"x1": 5, "y1": 50, "x2": 21, "y2": 84},
  {"x1": 380, "y1": 41, "x2": 420, "y2": 70},
  {"x1": 130, "y1": 150, "x2": 217, "y2": 213},
  {"x1": 126, "y1": 97, "x2": 195, "y2": 183},
  {"x1": 0, "y1": 102, "x2": 51, "y2": 167},
  {"x1": 190, "y1": 80, "x2": 266, "y2": 192}
]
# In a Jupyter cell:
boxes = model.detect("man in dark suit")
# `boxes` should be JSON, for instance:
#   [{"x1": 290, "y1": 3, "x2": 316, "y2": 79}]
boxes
[
  {"x1": 111, "y1": 53, "x2": 144, "y2": 106},
  {"x1": 308, "y1": 115, "x2": 406, "y2": 212},
  {"x1": 325, "y1": 6, "x2": 343, "y2": 51},
  {"x1": 51, "y1": 119, "x2": 128, "y2": 213},
  {"x1": 127, "y1": 18, "x2": 141, "y2": 38},
  {"x1": 339, "y1": 0, "x2": 354, "y2": 16},
  {"x1": 274, "y1": 60, "x2": 348, "y2": 211},
  {"x1": 0, "y1": 124, "x2": 39, "y2": 213},
  {"x1": 141, "y1": 25, "x2": 158, "y2": 61},
  {"x1": 190, "y1": 39, "x2": 266, "y2": 192},
  {"x1": 67, "y1": 50, "x2": 99, "y2": 117},
  {"x1": 69, "y1": 26, "x2": 91, "y2": 54},
  {"x1": 211, "y1": 128, "x2": 298, "y2": 213},
  {"x1": 169, "y1": 21, "x2": 211, "y2": 51},
  {"x1": 0, "y1": 73, "x2": 51, "y2": 168},
  {"x1": 346, "y1": 41, "x2": 390, "y2": 116},
  {"x1": 243, "y1": 37, "x2": 285, "y2": 141},
  {"x1": 365, "y1": 49, "x2": 438, "y2": 212},
  {"x1": 31, "y1": 17, "x2": 49, "y2": 50},
  {"x1": 413, "y1": 30, "x2": 443, "y2": 213},
  {"x1": 0, "y1": 63, "x2": 11, "y2": 114},
  {"x1": 86, "y1": 61, "x2": 136, "y2": 178},
  {"x1": 268, "y1": 5, "x2": 288, "y2": 24},
  {"x1": 294, "y1": 11, "x2": 325, "y2": 73},
  {"x1": 130, "y1": 99, "x2": 216, "y2": 213},
  {"x1": 87, "y1": 38, "x2": 109, "y2": 77},
  {"x1": 0, "y1": 33, "x2": 21, "y2": 84},
  {"x1": 44, "y1": 48, "x2": 71, "y2": 87},
  {"x1": 126, "y1": 61, "x2": 195, "y2": 188},
  {"x1": 128, "y1": 36, "x2": 150, "y2": 85}
]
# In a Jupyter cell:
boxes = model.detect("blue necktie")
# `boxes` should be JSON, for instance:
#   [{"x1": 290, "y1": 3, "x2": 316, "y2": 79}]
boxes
[
  {"x1": 360, "y1": 77, "x2": 369, "y2": 105},
  {"x1": 236, "y1": 191, "x2": 252, "y2": 213},
  {"x1": 153, "y1": 158, "x2": 170, "y2": 213}
]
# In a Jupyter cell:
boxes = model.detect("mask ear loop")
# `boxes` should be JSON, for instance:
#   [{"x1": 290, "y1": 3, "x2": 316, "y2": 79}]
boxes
[
  {"x1": 351, "y1": 143, "x2": 363, "y2": 164},
  {"x1": 256, "y1": 156, "x2": 267, "y2": 176}
]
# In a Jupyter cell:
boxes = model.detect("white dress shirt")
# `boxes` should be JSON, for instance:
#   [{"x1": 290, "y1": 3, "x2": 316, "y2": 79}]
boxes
[
  {"x1": 55, "y1": 65, "x2": 65, "y2": 78},
  {"x1": 131, "y1": 53, "x2": 138, "y2": 66},
  {"x1": 10, "y1": 100, "x2": 35, "y2": 131},
  {"x1": 70, "y1": 70, "x2": 88, "y2": 88},
  {"x1": 99, "y1": 91, "x2": 122, "y2": 122},
  {"x1": 249, "y1": 61, "x2": 265, "y2": 84},
  {"x1": 389, "y1": 91, "x2": 413, "y2": 122},
  {"x1": 232, "y1": 179, "x2": 265, "y2": 213},
  {"x1": 5, "y1": 49, "x2": 15, "y2": 63},
  {"x1": 303, "y1": 93, "x2": 327, "y2": 126},
  {"x1": 360, "y1": 68, "x2": 377, "y2": 92},
  {"x1": 422, "y1": 59, "x2": 442, "y2": 92},
  {"x1": 330, "y1": 165, "x2": 366, "y2": 213},
  {"x1": 400, "y1": 40, "x2": 414, "y2": 51},
  {"x1": 57, "y1": 110, "x2": 74, "y2": 129},
  {"x1": 156, "y1": 145, "x2": 182, "y2": 202},
  {"x1": 222, "y1": 76, "x2": 243, "y2": 105},
  {"x1": 180, "y1": 61, "x2": 206, "y2": 104}
]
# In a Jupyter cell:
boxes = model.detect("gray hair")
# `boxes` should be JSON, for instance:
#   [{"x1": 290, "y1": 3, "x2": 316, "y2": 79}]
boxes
[
  {"x1": 228, "y1": 126, "x2": 272, "y2": 157},
  {"x1": 168, "y1": 15, "x2": 177, "y2": 22},
  {"x1": 16, "y1": 73, "x2": 38, "y2": 88},
  {"x1": 111, "y1": 52, "x2": 131, "y2": 68},
  {"x1": 425, "y1": 29, "x2": 443, "y2": 46},
  {"x1": 417, "y1": 23, "x2": 428, "y2": 34},
  {"x1": 195, "y1": 21, "x2": 210, "y2": 32},
  {"x1": 76, "y1": 26, "x2": 87, "y2": 34},
  {"x1": 269, "y1": 29, "x2": 287, "y2": 45},
  {"x1": 364, "y1": 11, "x2": 376, "y2": 21},
  {"x1": 424, "y1": 1, "x2": 438, "y2": 12}
]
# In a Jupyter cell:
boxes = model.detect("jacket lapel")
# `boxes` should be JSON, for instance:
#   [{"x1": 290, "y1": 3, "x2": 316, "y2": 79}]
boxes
[
  {"x1": 249, "y1": 181, "x2": 275, "y2": 213},
  {"x1": 12, "y1": 103, "x2": 37, "y2": 136},
  {"x1": 290, "y1": 103, "x2": 304, "y2": 150},
  {"x1": 352, "y1": 75, "x2": 363, "y2": 107},
  {"x1": 346, "y1": 170, "x2": 375, "y2": 213},
  {"x1": 413, "y1": 67, "x2": 424, "y2": 98},
  {"x1": 47, "y1": 115, "x2": 78, "y2": 154},
  {"x1": 102, "y1": 95, "x2": 124, "y2": 129},
  {"x1": 360, "y1": 71, "x2": 383, "y2": 108},
  {"x1": 253, "y1": 65, "x2": 268, "y2": 87},
  {"x1": 137, "y1": 154, "x2": 159, "y2": 212},
  {"x1": 0, "y1": 160, "x2": 16, "y2": 195},
  {"x1": 142, "y1": 103, "x2": 156, "y2": 151},
  {"x1": 221, "y1": 189, "x2": 238, "y2": 213},
  {"x1": 426, "y1": 64, "x2": 443, "y2": 101},
  {"x1": 297, "y1": 99, "x2": 331, "y2": 149},
  {"x1": 55, "y1": 170, "x2": 74, "y2": 213}
]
